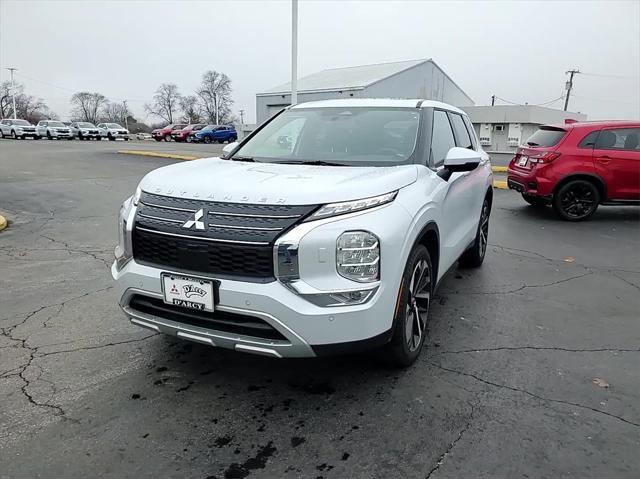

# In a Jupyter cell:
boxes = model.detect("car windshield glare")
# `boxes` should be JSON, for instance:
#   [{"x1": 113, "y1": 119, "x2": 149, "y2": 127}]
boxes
[
  {"x1": 13, "y1": 120, "x2": 30, "y2": 126},
  {"x1": 78, "y1": 122, "x2": 94, "y2": 128},
  {"x1": 234, "y1": 107, "x2": 420, "y2": 166},
  {"x1": 48, "y1": 121, "x2": 65, "y2": 127},
  {"x1": 107, "y1": 123, "x2": 122, "y2": 129}
]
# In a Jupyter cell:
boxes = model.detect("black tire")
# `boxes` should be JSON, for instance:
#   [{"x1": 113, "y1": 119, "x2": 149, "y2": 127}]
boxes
[
  {"x1": 154, "y1": 137, "x2": 162, "y2": 142},
  {"x1": 0, "y1": 130, "x2": 4, "y2": 139},
  {"x1": 11, "y1": 130, "x2": 18, "y2": 139},
  {"x1": 186, "y1": 136, "x2": 192, "y2": 143},
  {"x1": 553, "y1": 179, "x2": 600, "y2": 221},
  {"x1": 124, "y1": 137, "x2": 129, "y2": 141},
  {"x1": 34, "y1": 135, "x2": 40, "y2": 140},
  {"x1": 108, "y1": 134, "x2": 115, "y2": 141},
  {"x1": 459, "y1": 197, "x2": 490, "y2": 268},
  {"x1": 203, "y1": 136, "x2": 211, "y2": 144},
  {"x1": 229, "y1": 136, "x2": 237, "y2": 143},
  {"x1": 522, "y1": 194, "x2": 547, "y2": 207},
  {"x1": 47, "y1": 131, "x2": 52, "y2": 140},
  {"x1": 164, "y1": 134, "x2": 171, "y2": 142},
  {"x1": 383, "y1": 244, "x2": 433, "y2": 367}
]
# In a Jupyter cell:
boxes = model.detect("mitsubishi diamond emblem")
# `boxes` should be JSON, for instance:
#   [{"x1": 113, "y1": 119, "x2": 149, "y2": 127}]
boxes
[{"x1": 182, "y1": 209, "x2": 205, "y2": 230}]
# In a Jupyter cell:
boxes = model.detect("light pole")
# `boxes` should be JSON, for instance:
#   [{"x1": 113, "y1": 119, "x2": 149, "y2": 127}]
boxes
[
  {"x1": 214, "y1": 92, "x2": 219, "y2": 124},
  {"x1": 123, "y1": 100, "x2": 129, "y2": 130},
  {"x1": 6, "y1": 67, "x2": 17, "y2": 119},
  {"x1": 291, "y1": 0, "x2": 298, "y2": 106}
]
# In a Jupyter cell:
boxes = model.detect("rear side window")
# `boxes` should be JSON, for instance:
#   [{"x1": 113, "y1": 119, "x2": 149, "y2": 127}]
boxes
[
  {"x1": 596, "y1": 128, "x2": 640, "y2": 151},
  {"x1": 578, "y1": 131, "x2": 599, "y2": 148},
  {"x1": 449, "y1": 113, "x2": 473, "y2": 149},
  {"x1": 525, "y1": 127, "x2": 567, "y2": 147},
  {"x1": 431, "y1": 110, "x2": 456, "y2": 167}
]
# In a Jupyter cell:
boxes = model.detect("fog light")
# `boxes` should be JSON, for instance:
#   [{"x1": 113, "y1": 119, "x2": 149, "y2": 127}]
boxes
[{"x1": 328, "y1": 290, "x2": 374, "y2": 305}]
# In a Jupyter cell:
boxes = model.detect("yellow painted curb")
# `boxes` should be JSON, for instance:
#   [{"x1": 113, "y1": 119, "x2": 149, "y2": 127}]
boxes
[
  {"x1": 0, "y1": 214, "x2": 7, "y2": 232},
  {"x1": 118, "y1": 150, "x2": 199, "y2": 161},
  {"x1": 493, "y1": 180, "x2": 508, "y2": 190},
  {"x1": 492, "y1": 166, "x2": 508, "y2": 172}
]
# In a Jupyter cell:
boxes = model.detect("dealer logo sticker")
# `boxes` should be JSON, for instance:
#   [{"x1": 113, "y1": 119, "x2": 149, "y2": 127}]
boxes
[{"x1": 183, "y1": 284, "x2": 206, "y2": 298}]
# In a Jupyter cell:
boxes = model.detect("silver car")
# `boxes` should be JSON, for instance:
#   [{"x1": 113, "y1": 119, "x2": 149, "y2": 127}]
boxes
[
  {"x1": 70, "y1": 121, "x2": 101, "y2": 140},
  {"x1": 36, "y1": 120, "x2": 73, "y2": 140},
  {"x1": 0, "y1": 119, "x2": 39, "y2": 139},
  {"x1": 97, "y1": 123, "x2": 130, "y2": 141}
]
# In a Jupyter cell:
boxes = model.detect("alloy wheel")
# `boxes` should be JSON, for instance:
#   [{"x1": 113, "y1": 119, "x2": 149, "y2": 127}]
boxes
[
  {"x1": 405, "y1": 259, "x2": 431, "y2": 351},
  {"x1": 479, "y1": 201, "x2": 489, "y2": 258},
  {"x1": 560, "y1": 183, "x2": 597, "y2": 219}
]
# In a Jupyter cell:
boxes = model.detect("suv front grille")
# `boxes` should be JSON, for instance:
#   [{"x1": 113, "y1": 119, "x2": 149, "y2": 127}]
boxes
[{"x1": 132, "y1": 192, "x2": 317, "y2": 280}]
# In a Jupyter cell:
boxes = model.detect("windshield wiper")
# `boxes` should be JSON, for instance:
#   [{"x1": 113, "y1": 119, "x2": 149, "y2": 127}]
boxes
[
  {"x1": 526, "y1": 141, "x2": 539, "y2": 147},
  {"x1": 230, "y1": 155, "x2": 255, "y2": 162},
  {"x1": 273, "y1": 160, "x2": 347, "y2": 166}
]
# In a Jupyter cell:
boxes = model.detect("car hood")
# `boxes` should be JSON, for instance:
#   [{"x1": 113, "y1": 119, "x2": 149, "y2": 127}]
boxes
[{"x1": 139, "y1": 157, "x2": 418, "y2": 205}]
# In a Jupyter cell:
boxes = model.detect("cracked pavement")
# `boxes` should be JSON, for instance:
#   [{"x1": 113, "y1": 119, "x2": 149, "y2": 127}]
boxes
[{"x1": 1, "y1": 140, "x2": 639, "y2": 478}]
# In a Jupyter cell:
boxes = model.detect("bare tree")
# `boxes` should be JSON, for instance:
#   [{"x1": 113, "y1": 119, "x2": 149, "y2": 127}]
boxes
[
  {"x1": 1, "y1": 81, "x2": 56, "y2": 123},
  {"x1": 145, "y1": 83, "x2": 181, "y2": 124},
  {"x1": 70, "y1": 92, "x2": 108, "y2": 124},
  {"x1": 196, "y1": 71, "x2": 234, "y2": 124},
  {"x1": 101, "y1": 101, "x2": 130, "y2": 124},
  {"x1": 180, "y1": 95, "x2": 202, "y2": 123}
]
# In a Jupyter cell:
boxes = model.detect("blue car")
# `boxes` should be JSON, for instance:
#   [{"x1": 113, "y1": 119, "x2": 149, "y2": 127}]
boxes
[{"x1": 190, "y1": 125, "x2": 237, "y2": 144}]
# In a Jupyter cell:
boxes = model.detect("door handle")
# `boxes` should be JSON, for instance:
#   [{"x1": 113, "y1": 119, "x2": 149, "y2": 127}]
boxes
[{"x1": 596, "y1": 155, "x2": 611, "y2": 164}]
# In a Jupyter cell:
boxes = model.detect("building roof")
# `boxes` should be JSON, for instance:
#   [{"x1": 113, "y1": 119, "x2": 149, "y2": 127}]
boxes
[
  {"x1": 461, "y1": 105, "x2": 587, "y2": 124},
  {"x1": 291, "y1": 98, "x2": 466, "y2": 115},
  {"x1": 257, "y1": 59, "x2": 430, "y2": 96}
]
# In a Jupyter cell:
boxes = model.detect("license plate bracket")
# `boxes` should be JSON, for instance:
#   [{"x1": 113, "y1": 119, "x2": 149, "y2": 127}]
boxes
[{"x1": 161, "y1": 273, "x2": 218, "y2": 312}]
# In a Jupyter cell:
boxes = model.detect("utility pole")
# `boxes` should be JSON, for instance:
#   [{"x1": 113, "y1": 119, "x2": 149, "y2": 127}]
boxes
[
  {"x1": 123, "y1": 100, "x2": 129, "y2": 130},
  {"x1": 564, "y1": 69, "x2": 580, "y2": 111},
  {"x1": 239, "y1": 109, "x2": 245, "y2": 125},
  {"x1": 291, "y1": 0, "x2": 298, "y2": 106},
  {"x1": 491, "y1": 95, "x2": 496, "y2": 106},
  {"x1": 214, "y1": 92, "x2": 219, "y2": 124},
  {"x1": 6, "y1": 67, "x2": 17, "y2": 119}
]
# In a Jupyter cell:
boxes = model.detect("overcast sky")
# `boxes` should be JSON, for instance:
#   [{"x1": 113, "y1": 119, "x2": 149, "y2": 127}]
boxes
[{"x1": 1, "y1": 0, "x2": 638, "y2": 124}]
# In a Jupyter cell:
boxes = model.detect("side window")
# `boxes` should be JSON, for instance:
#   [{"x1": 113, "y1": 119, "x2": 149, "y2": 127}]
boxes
[
  {"x1": 578, "y1": 130, "x2": 599, "y2": 148},
  {"x1": 595, "y1": 128, "x2": 640, "y2": 151},
  {"x1": 462, "y1": 115, "x2": 478, "y2": 150},
  {"x1": 449, "y1": 113, "x2": 473, "y2": 149},
  {"x1": 430, "y1": 110, "x2": 456, "y2": 167}
]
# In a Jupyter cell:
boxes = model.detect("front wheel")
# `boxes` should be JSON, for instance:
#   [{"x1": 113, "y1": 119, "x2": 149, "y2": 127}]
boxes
[
  {"x1": 383, "y1": 245, "x2": 433, "y2": 367},
  {"x1": 459, "y1": 197, "x2": 490, "y2": 268},
  {"x1": 11, "y1": 130, "x2": 18, "y2": 139},
  {"x1": 164, "y1": 134, "x2": 171, "y2": 142},
  {"x1": 108, "y1": 134, "x2": 115, "y2": 141},
  {"x1": 553, "y1": 180, "x2": 600, "y2": 221},
  {"x1": 47, "y1": 131, "x2": 52, "y2": 140},
  {"x1": 203, "y1": 136, "x2": 211, "y2": 144}
]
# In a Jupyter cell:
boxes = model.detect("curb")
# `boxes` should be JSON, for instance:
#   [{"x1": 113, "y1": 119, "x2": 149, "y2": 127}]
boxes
[
  {"x1": 491, "y1": 166, "x2": 507, "y2": 172},
  {"x1": 0, "y1": 214, "x2": 6, "y2": 232},
  {"x1": 493, "y1": 180, "x2": 508, "y2": 190},
  {"x1": 118, "y1": 150, "x2": 200, "y2": 161}
]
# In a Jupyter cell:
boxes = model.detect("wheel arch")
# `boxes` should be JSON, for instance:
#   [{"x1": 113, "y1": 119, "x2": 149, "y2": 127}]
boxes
[
  {"x1": 414, "y1": 221, "x2": 440, "y2": 284},
  {"x1": 552, "y1": 173, "x2": 606, "y2": 202}
]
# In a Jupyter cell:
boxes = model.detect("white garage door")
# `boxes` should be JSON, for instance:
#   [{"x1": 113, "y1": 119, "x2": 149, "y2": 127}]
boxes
[{"x1": 267, "y1": 104, "x2": 289, "y2": 119}]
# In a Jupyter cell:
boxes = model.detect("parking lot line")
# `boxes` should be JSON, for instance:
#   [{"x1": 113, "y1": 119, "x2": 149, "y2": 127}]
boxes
[{"x1": 118, "y1": 150, "x2": 200, "y2": 161}]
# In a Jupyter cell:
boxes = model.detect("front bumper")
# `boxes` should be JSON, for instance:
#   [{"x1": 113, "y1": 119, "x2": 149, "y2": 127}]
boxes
[{"x1": 112, "y1": 201, "x2": 412, "y2": 358}]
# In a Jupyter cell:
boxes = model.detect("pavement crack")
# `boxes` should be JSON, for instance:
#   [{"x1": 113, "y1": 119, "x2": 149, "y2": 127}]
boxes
[
  {"x1": 425, "y1": 401, "x2": 475, "y2": 478},
  {"x1": 447, "y1": 271, "x2": 593, "y2": 295},
  {"x1": 430, "y1": 346, "x2": 640, "y2": 358},
  {"x1": 430, "y1": 362, "x2": 640, "y2": 428},
  {"x1": 39, "y1": 233, "x2": 112, "y2": 269},
  {"x1": 36, "y1": 333, "x2": 158, "y2": 357}
]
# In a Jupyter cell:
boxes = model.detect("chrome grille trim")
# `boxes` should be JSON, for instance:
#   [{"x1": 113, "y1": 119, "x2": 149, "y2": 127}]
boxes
[
  {"x1": 208, "y1": 211, "x2": 301, "y2": 219},
  {"x1": 140, "y1": 201, "x2": 197, "y2": 213},
  {"x1": 135, "y1": 226, "x2": 270, "y2": 245},
  {"x1": 138, "y1": 213, "x2": 184, "y2": 224},
  {"x1": 207, "y1": 223, "x2": 283, "y2": 231}
]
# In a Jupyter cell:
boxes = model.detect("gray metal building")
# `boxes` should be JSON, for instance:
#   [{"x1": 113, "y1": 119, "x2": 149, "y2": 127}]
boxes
[
  {"x1": 256, "y1": 59, "x2": 474, "y2": 124},
  {"x1": 461, "y1": 105, "x2": 587, "y2": 163}
]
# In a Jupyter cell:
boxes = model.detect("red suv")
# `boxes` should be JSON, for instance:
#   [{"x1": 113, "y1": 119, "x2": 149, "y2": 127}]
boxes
[
  {"x1": 507, "y1": 120, "x2": 640, "y2": 221},
  {"x1": 151, "y1": 124, "x2": 187, "y2": 142},
  {"x1": 171, "y1": 123, "x2": 205, "y2": 142}
]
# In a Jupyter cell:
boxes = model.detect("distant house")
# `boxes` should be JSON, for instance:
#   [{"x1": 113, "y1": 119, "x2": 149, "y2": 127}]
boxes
[{"x1": 256, "y1": 58, "x2": 474, "y2": 124}]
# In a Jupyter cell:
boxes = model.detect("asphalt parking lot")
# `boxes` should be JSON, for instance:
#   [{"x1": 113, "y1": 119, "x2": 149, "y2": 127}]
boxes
[{"x1": 1, "y1": 139, "x2": 639, "y2": 478}]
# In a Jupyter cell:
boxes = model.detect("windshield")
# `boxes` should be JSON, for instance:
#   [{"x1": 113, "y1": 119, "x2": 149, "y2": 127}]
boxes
[
  {"x1": 107, "y1": 123, "x2": 123, "y2": 129},
  {"x1": 525, "y1": 127, "x2": 567, "y2": 147},
  {"x1": 77, "y1": 122, "x2": 95, "y2": 128},
  {"x1": 13, "y1": 120, "x2": 30, "y2": 126},
  {"x1": 234, "y1": 107, "x2": 420, "y2": 166},
  {"x1": 48, "y1": 121, "x2": 65, "y2": 127}
]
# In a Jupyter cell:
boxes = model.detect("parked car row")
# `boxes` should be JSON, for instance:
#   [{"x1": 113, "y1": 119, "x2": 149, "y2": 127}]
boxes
[
  {"x1": 151, "y1": 123, "x2": 237, "y2": 143},
  {"x1": 0, "y1": 118, "x2": 130, "y2": 140}
]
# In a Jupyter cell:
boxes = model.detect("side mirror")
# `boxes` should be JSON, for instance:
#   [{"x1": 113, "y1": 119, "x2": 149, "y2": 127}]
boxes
[
  {"x1": 438, "y1": 147, "x2": 481, "y2": 181},
  {"x1": 221, "y1": 141, "x2": 239, "y2": 158}
]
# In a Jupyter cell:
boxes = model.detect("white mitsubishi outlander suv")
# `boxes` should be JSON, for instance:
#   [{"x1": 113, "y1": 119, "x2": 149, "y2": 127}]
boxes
[{"x1": 112, "y1": 99, "x2": 493, "y2": 366}]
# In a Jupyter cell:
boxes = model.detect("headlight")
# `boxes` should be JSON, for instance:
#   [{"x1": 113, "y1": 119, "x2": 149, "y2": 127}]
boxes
[
  {"x1": 132, "y1": 186, "x2": 142, "y2": 206},
  {"x1": 310, "y1": 191, "x2": 397, "y2": 220},
  {"x1": 337, "y1": 231, "x2": 380, "y2": 283}
]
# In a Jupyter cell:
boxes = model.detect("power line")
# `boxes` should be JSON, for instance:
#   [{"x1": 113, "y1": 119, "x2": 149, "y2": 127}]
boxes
[{"x1": 580, "y1": 72, "x2": 639, "y2": 80}]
